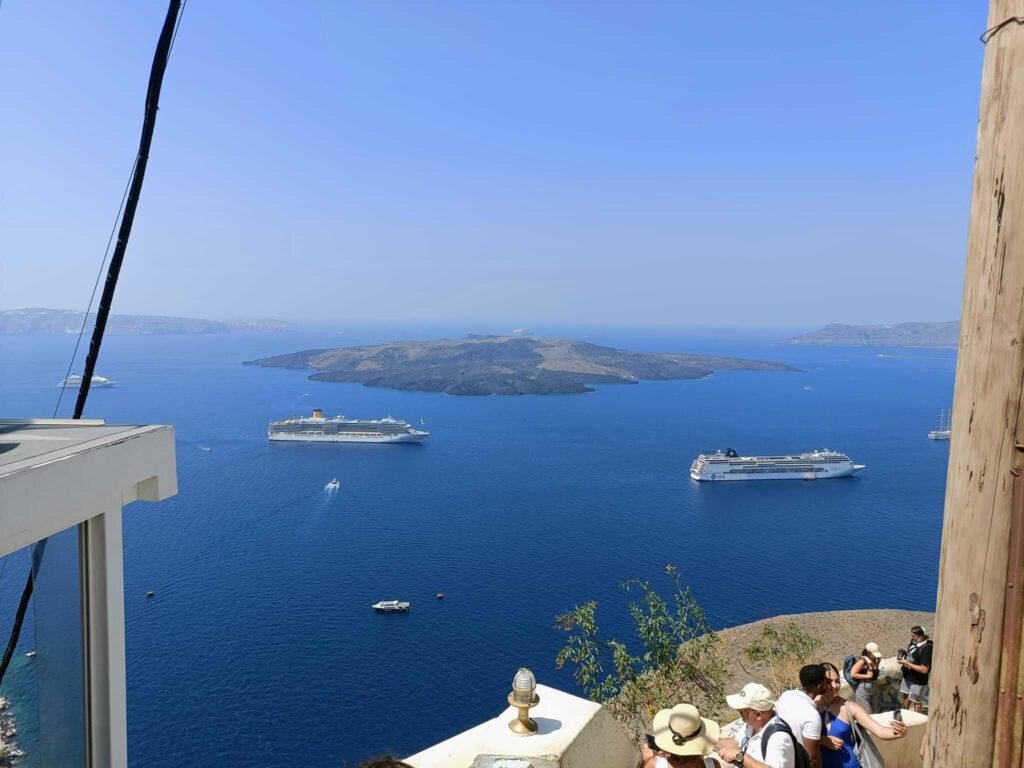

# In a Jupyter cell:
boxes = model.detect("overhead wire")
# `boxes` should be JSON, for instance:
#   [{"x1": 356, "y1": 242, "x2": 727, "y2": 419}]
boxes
[
  {"x1": 55, "y1": 0, "x2": 185, "y2": 417},
  {"x1": 53, "y1": 158, "x2": 138, "y2": 418}
]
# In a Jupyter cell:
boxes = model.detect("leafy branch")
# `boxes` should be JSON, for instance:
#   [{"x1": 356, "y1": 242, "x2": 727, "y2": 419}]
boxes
[{"x1": 555, "y1": 565, "x2": 727, "y2": 741}]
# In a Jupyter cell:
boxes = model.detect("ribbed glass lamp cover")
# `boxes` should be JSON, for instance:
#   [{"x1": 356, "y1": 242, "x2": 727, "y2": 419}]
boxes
[{"x1": 512, "y1": 667, "x2": 536, "y2": 704}]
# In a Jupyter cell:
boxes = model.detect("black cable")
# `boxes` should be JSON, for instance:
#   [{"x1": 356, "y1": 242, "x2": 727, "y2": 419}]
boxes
[
  {"x1": 981, "y1": 16, "x2": 1024, "y2": 44},
  {"x1": 53, "y1": 157, "x2": 138, "y2": 418},
  {"x1": 54, "y1": 0, "x2": 186, "y2": 417},
  {"x1": 0, "y1": 570, "x2": 33, "y2": 685},
  {"x1": 73, "y1": 0, "x2": 183, "y2": 419}
]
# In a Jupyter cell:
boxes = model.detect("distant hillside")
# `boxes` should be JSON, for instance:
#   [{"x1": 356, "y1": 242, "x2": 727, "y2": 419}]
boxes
[
  {"x1": 245, "y1": 335, "x2": 798, "y2": 395},
  {"x1": 788, "y1": 321, "x2": 959, "y2": 349},
  {"x1": 0, "y1": 308, "x2": 295, "y2": 335}
]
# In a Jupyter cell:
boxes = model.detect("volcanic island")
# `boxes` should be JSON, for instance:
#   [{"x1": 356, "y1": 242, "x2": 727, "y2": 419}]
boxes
[{"x1": 244, "y1": 335, "x2": 798, "y2": 396}]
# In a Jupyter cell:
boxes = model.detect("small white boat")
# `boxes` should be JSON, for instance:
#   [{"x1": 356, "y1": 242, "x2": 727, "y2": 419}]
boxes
[
  {"x1": 929, "y1": 409, "x2": 952, "y2": 440},
  {"x1": 57, "y1": 374, "x2": 116, "y2": 388},
  {"x1": 325, "y1": 478, "x2": 341, "y2": 490},
  {"x1": 24, "y1": 651, "x2": 36, "y2": 659},
  {"x1": 372, "y1": 600, "x2": 410, "y2": 612}
]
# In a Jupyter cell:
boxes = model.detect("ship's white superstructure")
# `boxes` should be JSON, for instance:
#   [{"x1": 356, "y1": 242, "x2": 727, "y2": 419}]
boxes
[
  {"x1": 690, "y1": 448, "x2": 865, "y2": 481},
  {"x1": 372, "y1": 600, "x2": 410, "y2": 612},
  {"x1": 57, "y1": 374, "x2": 116, "y2": 388},
  {"x1": 268, "y1": 409, "x2": 428, "y2": 443}
]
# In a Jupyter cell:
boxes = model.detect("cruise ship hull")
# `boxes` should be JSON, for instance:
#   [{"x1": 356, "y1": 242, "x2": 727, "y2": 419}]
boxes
[
  {"x1": 690, "y1": 449, "x2": 865, "y2": 481},
  {"x1": 268, "y1": 431, "x2": 428, "y2": 444},
  {"x1": 690, "y1": 464, "x2": 865, "y2": 481}
]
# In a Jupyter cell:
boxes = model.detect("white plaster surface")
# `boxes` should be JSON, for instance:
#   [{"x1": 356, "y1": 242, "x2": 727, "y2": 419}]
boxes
[
  {"x1": 871, "y1": 709, "x2": 927, "y2": 768},
  {"x1": 406, "y1": 685, "x2": 637, "y2": 768},
  {"x1": 0, "y1": 420, "x2": 177, "y2": 555}
]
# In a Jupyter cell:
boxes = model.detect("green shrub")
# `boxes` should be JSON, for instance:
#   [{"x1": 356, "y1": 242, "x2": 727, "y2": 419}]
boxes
[{"x1": 555, "y1": 565, "x2": 727, "y2": 741}]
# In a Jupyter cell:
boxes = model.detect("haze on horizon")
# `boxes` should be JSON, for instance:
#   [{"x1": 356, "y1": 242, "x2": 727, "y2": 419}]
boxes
[{"x1": 0, "y1": 2, "x2": 982, "y2": 329}]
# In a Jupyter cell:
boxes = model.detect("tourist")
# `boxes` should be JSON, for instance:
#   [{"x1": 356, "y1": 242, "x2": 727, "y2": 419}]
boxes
[
  {"x1": 641, "y1": 703, "x2": 722, "y2": 768},
  {"x1": 897, "y1": 626, "x2": 932, "y2": 713},
  {"x1": 717, "y1": 683, "x2": 797, "y2": 768},
  {"x1": 819, "y1": 662, "x2": 906, "y2": 768},
  {"x1": 775, "y1": 665, "x2": 827, "y2": 768},
  {"x1": 848, "y1": 643, "x2": 882, "y2": 713}
]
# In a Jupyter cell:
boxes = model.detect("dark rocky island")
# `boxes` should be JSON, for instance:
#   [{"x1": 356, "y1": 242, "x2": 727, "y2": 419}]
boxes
[
  {"x1": 244, "y1": 335, "x2": 797, "y2": 395},
  {"x1": 788, "y1": 321, "x2": 959, "y2": 349},
  {"x1": 0, "y1": 308, "x2": 295, "y2": 335}
]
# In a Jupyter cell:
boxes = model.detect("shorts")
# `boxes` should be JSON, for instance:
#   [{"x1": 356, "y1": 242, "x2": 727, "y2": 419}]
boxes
[{"x1": 901, "y1": 678, "x2": 926, "y2": 703}]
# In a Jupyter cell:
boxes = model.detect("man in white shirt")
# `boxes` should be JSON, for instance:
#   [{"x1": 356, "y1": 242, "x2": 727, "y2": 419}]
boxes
[
  {"x1": 717, "y1": 683, "x2": 795, "y2": 768},
  {"x1": 774, "y1": 665, "x2": 827, "y2": 768}
]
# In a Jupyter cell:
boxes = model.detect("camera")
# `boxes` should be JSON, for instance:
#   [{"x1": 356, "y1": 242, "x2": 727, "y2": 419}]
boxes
[
  {"x1": 896, "y1": 649, "x2": 908, "y2": 660},
  {"x1": 646, "y1": 734, "x2": 658, "y2": 751}
]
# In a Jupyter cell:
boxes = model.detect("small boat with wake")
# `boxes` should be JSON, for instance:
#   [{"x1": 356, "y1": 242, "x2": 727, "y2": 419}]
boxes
[
  {"x1": 325, "y1": 478, "x2": 341, "y2": 490},
  {"x1": 372, "y1": 600, "x2": 410, "y2": 612}
]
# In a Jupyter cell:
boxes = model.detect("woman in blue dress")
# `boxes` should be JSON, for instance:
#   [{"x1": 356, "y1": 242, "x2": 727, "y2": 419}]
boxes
[{"x1": 819, "y1": 662, "x2": 907, "y2": 768}]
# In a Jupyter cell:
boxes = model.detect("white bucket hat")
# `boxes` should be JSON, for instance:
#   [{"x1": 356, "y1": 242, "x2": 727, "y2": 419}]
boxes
[
  {"x1": 865, "y1": 642, "x2": 882, "y2": 660},
  {"x1": 726, "y1": 682, "x2": 776, "y2": 712},
  {"x1": 652, "y1": 703, "x2": 720, "y2": 756}
]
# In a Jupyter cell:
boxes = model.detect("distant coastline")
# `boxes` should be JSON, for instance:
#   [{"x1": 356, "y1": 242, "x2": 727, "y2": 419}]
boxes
[
  {"x1": 788, "y1": 321, "x2": 959, "y2": 349},
  {"x1": 244, "y1": 334, "x2": 798, "y2": 396},
  {"x1": 0, "y1": 308, "x2": 295, "y2": 335}
]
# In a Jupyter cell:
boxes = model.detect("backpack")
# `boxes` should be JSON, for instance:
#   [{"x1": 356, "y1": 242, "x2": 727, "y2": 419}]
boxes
[
  {"x1": 843, "y1": 655, "x2": 862, "y2": 686},
  {"x1": 907, "y1": 639, "x2": 932, "y2": 663},
  {"x1": 761, "y1": 719, "x2": 813, "y2": 768}
]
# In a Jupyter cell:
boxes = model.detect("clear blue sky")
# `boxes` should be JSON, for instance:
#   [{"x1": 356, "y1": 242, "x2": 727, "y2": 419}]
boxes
[{"x1": 0, "y1": 2, "x2": 986, "y2": 328}]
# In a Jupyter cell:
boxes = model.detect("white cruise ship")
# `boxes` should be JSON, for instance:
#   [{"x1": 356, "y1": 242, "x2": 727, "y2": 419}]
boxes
[
  {"x1": 268, "y1": 409, "x2": 428, "y2": 443},
  {"x1": 690, "y1": 448, "x2": 865, "y2": 481},
  {"x1": 57, "y1": 374, "x2": 116, "y2": 388}
]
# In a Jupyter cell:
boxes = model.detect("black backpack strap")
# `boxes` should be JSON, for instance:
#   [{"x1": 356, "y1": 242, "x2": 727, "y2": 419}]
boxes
[{"x1": 760, "y1": 721, "x2": 796, "y2": 760}]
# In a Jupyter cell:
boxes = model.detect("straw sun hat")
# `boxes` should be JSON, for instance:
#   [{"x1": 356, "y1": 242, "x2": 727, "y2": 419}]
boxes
[{"x1": 651, "y1": 703, "x2": 720, "y2": 757}]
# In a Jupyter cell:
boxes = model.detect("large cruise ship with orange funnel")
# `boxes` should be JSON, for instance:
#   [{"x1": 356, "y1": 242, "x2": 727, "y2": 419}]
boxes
[{"x1": 268, "y1": 409, "x2": 428, "y2": 443}]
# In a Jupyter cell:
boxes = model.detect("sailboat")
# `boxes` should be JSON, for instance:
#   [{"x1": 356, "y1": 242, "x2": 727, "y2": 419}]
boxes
[{"x1": 929, "y1": 409, "x2": 952, "y2": 440}]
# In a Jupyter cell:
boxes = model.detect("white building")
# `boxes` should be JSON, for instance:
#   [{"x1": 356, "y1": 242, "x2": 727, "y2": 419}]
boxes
[{"x1": 0, "y1": 418, "x2": 177, "y2": 766}]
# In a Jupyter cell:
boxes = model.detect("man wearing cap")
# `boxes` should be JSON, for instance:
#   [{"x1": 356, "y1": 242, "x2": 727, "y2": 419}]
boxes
[
  {"x1": 849, "y1": 642, "x2": 883, "y2": 712},
  {"x1": 717, "y1": 683, "x2": 796, "y2": 768},
  {"x1": 641, "y1": 703, "x2": 721, "y2": 768},
  {"x1": 898, "y1": 626, "x2": 932, "y2": 713}
]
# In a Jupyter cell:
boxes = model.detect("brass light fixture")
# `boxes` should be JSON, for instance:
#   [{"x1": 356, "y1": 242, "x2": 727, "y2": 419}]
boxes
[{"x1": 507, "y1": 667, "x2": 539, "y2": 735}]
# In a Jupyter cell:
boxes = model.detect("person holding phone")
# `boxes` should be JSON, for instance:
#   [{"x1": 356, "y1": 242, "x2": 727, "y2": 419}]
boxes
[
  {"x1": 819, "y1": 663, "x2": 907, "y2": 768},
  {"x1": 639, "y1": 703, "x2": 722, "y2": 768}
]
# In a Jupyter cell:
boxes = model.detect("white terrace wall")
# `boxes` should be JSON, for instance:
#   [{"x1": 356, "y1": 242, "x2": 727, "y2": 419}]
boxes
[{"x1": 406, "y1": 685, "x2": 637, "y2": 768}]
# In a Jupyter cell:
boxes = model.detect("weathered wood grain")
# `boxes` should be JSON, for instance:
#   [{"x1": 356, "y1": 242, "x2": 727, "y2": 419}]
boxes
[{"x1": 930, "y1": 2, "x2": 1024, "y2": 766}]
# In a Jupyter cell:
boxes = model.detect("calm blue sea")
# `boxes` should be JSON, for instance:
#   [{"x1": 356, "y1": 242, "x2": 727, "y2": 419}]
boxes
[{"x1": 0, "y1": 329, "x2": 953, "y2": 767}]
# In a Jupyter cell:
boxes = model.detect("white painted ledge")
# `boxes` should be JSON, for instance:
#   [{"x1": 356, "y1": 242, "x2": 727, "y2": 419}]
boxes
[
  {"x1": 0, "y1": 420, "x2": 177, "y2": 556},
  {"x1": 406, "y1": 685, "x2": 637, "y2": 768}
]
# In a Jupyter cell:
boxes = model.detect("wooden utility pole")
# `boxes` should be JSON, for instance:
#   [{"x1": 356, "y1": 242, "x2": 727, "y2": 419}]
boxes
[{"x1": 930, "y1": 2, "x2": 1024, "y2": 766}]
